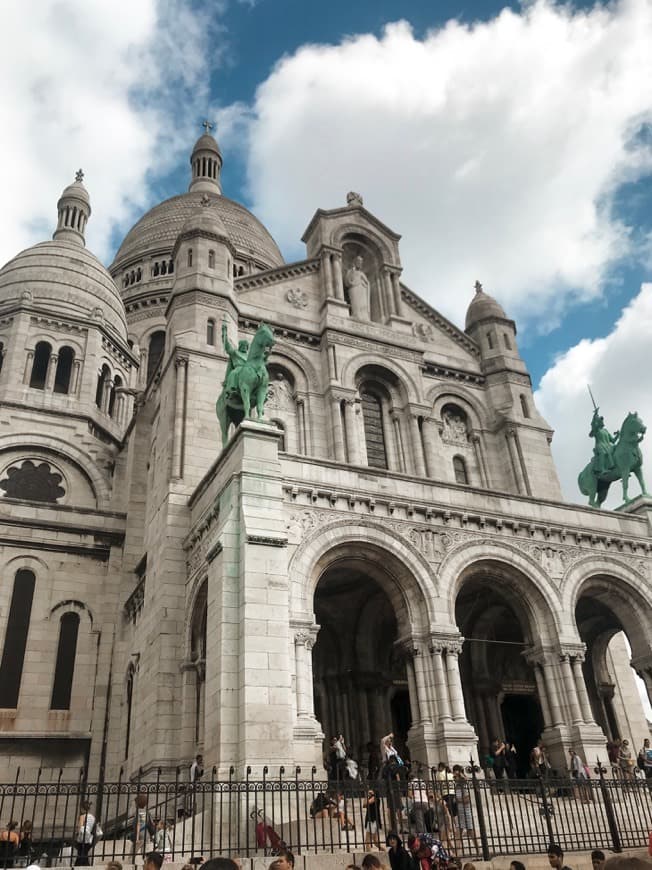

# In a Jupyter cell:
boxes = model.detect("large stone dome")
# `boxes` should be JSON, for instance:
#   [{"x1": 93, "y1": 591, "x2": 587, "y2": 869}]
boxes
[
  {"x1": 0, "y1": 240, "x2": 128, "y2": 341},
  {"x1": 110, "y1": 192, "x2": 284, "y2": 275}
]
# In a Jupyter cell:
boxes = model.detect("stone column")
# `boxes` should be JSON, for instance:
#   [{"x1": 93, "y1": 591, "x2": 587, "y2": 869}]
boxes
[
  {"x1": 172, "y1": 356, "x2": 188, "y2": 479},
  {"x1": 445, "y1": 645, "x2": 466, "y2": 722},
  {"x1": 139, "y1": 350, "x2": 148, "y2": 388},
  {"x1": 344, "y1": 398, "x2": 361, "y2": 465},
  {"x1": 413, "y1": 647, "x2": 432, "y2": 725},
  {"x1": 505, "y1": 427, "x2": 526, "y2": 494},
  {"x1": 560, "y1": 654, "x2": 583, "y2": 724},
  {"x1": 296, "y1": 397, "x2": 306, "y2": 454},
  {"x1": 332, "y1": 253, "x2": 345, "y2": 301},
  {"x1": 533, "y1": 665, "x2": 553, "y2": 728},
  {"x1": 409, "y1": 413, "x2": 427, "y2": 477},
  {"x1": 330, "y1": 397, "x2": 346, "y2": 462},
  {"x1": 541, "y1": 659, "x2": 564, "y2": 727},
  {"x1": 45, "y1": 353, "x2": 58, "y2": 391},
  {"x1": 70, "y1": 359, "x2": 82, "y2": 395},
  {"x1": 421, "y1": 417, "x2": 438, "y2": 478},
  {"x1": 391, "y1": 271, "x2": 406, "y2": 318},
  {"x1": 23, "y1": 350, "x2": 34, "y2": 385},
  {"x1": 383, "y1": 268, "x2": 396, "y2": 316},
  {"x1": 294, "y1": 630, "x2": 317, "y2": 720},
  {"x1": 572, "y1": 655, "x2": 594, "y2": 724},
  {"x1": 471, "y1": 433, "x2": 489, "y2": 487},
  {"x1": 321, "y1": 250, "x2": 334, "y2": 297},
  {"x1": 102, "y1": 378, "x2": 112, "y2": 413},
  {"x1": 430, "y1": 645, "x2": 451, "y2": 721},
  {"x1": 391, "y1": 409, "x2": 407, "y2": 472},
  {"x1": 405, "y1": 653, "x2": 422, "y2": 724}
]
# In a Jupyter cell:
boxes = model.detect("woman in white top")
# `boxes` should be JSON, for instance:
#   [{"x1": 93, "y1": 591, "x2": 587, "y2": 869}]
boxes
[{"x1": 75, "y1": 801, "x2": 101, "y2": 866}]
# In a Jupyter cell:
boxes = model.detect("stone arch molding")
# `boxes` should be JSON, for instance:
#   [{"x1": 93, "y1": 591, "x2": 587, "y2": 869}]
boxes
[
  {"x1": 426, "y1": 383, "x2": 489, "y2": 431},
  {"x1": 184, "y1": 574, "x2": 208, "y2": 657},
  {"x1": 331, "y1": 223, "x2": 395, "y2": 264},
  {"x1": 0, "y1": 435, "x2": 109, "y2": 507},
  {"x1": 438, "y1": 538, "x2": 563, "y2": 642},
  {"x1": 49, "y1": 599, "x2": 95, "y2": 628},
  {"x1": 340, "y1": 353, "x2": 421, "y2": 404},
  {"x1": 268, "y1": 342, "x2": 318, "y2": 393},
  {"x1": 561, "y1": 554, "x2": 652, "y2": 652},
  {"x1": 289, "y1": 517, "x2": 438, "y2": 634}
]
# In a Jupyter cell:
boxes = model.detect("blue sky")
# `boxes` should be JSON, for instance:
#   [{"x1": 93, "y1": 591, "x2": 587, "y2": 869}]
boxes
[{"x1": 2, "y1": 0, "x2": 652, "y2": 502}]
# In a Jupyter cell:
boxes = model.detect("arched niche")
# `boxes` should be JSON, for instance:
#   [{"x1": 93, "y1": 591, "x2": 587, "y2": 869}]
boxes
[{"x1": 340, "y1": 232, "x2": 387, "y2": 323}]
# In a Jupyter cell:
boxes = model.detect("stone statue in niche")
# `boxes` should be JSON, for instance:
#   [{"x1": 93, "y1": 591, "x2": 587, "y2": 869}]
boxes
[
  {"x1": 344, "y1": 255, "x2": 371, "y2": 321},
  {"x1": 441, "y1": 408, "x2": 469, "y2": 445},
  {"x1": 266, "y1": 371, "x2": 294, "y2": 411}
]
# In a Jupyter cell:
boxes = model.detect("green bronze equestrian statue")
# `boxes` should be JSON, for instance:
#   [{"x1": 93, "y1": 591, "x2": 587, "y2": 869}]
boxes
[
  {"x1": 216, "y1": 320, "x2": 275, "y2": 446},
  {"x1": 578, "y1": 403, "x2": 648, "y2": 507}
]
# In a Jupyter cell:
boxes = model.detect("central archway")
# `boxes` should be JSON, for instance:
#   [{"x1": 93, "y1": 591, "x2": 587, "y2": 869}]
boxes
[
  {"x1": 454, "y1": 562, "x2": 551, "y2": 776},
  {"x1": 313, "y1": 561, "x2": 412, "y2": 772}
]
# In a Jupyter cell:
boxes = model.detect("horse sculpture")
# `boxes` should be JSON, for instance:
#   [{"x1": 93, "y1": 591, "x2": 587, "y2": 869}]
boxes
[
  {"x1": 215, "y1": 321, "x2": 275, "y2": 446},
  {"x1": 578, "y1": 411, "x2": 647, "y2": 507}
]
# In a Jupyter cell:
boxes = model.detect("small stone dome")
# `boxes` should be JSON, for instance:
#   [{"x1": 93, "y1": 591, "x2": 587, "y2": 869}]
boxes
[
  {"x1": 192, "y1": 132, "x2": 222, "y2": 157},
  {"x1": 59, "y1": 178, "x2": 90, "y2": 206},
  {"x1": 465, "y1": 281, "x2": 508, "y2": 330},
  {"x1": 0, "y1": 240, "x2": 128, "y2": 342}
]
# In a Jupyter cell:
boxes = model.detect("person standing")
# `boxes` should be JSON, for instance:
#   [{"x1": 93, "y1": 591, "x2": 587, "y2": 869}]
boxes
[
  {"x1": 618, "y1": 740, "x2": 634, "y2": 780},
  {"x1": 363, "y1": 790, "x2": 384, "y2": 852},
  {"x1": 548, "y1": 844, "x2": 573, "y2": 870},
  {"x1": 0, "y1": 821, "x2": 19, "y2": 868},
  {"x1": 75, "y1": 801, "x2": 101, "y2": 866},
  {"x1": 569, "y1": 749, "x2": 590, "y2": 803},
  {"x1": 638, "y1": 738, "x2": 652, "y2": 780},
  {"x1": 385, "y1": 833, "x2": 415, "y2": 870},
  {"x1": 452, "y1": 765, "x2": 478, "y2": 853},
  {"x1": 189, "y1": 754, "x2": 204, "y2": 815}
]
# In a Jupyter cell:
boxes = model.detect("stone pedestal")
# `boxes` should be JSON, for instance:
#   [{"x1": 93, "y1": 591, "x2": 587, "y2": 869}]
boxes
[
  {"x1": 617, "y1": 494, "x2": 652, "y2": 533},
  {"x1": 322, "y1": 297, "x2": 351, "y2": 320},
  {"x1": 433, "y1": 719, "x2": 478, "y2": 768},
  {"x1": 385, "y1": 315, "x2": 414, "y2": 334}
]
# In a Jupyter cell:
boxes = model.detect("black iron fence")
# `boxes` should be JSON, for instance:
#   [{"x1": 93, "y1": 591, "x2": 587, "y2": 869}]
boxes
[{"x1": 0, "y1": 762, "x2": 650, "y2": 864}]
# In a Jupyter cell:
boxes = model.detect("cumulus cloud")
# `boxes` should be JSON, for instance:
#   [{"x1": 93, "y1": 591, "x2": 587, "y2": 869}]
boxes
[
  {"x1": 535, "y1": 283, "x2": 652, "y2": 507},
  {"x1": 239, "y1": 0, "x2": 652, "y2": 329},
  {"x1": 0, "y1": 0, "x2": 223, "y2": 266}
]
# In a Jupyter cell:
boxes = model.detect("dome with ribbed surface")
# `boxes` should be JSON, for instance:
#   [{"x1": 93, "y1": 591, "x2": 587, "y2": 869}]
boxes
[
  {"x1": 0, "y1": 240, "x2": 128, "y2": 341},
  {"x1": 465, "y1": 283, "x2": 508, "y2": 330},
  {"x1": 111, "y1": 192, "x2": 284, "y2": 275}
]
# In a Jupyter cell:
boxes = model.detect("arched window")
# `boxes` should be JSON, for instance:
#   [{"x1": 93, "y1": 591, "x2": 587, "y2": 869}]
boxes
[
  {"x1": 208, "y1": 250, "x2": 215, "y2": 269},
  {"x1": 486, "y1": 331, "x2": 494, "y2": 350},
  {"x1": 50, "y1": 612, "x2": 80, "y2": 710},
  {"x1": 273, "y1": 420, "x2": 286, "y2": 451},
  {"x1": 147, "y1": 331, "x2": 165, "y2": 382},
  {"x1": 360, "y1": 390, "x2": 388, "y2": 469},
  {"x1": 453, "y1": 455, "x2": 469, "y2": 485},
  {"x1": 54, "y1": 346, "x2": 75, "y2": 394},
  {"x1": 187, "y1": 248, "x2": 193, "y2": 268},
  {"x1": 520, "y1": 394, "x2": 530, "y2": 419},
  {"x1": 95, "y1": 364, "x2": 110, "y2": 408},
  {"x1": 152, "y1": 262, "x2": 159, "y2": 277},
  {"x1": 207, "y1": 319, "x2": 215, "y2": 345},
  {"x1": 168, "y1": 260, "x2": 174, "y2": 274},
  {"x1": 109, "y1": 374, "x2": 122, "y2": 418},
  {"x1": 0, "y1": 569, "x2": 36, "y2": 708},
  {"x1": 136, "y1": 267, "x2": 142, "y2": 282},
  {"x1": 124, "y1": 666, "x2": 135, "y2": 759},
  {"x1": 29, "y1": 341, "x2": 51, "y2": 389},
  {"x1": 0, "y1": 341, "x2": 5, "y2": 374},
  {"x1": 161, "y1": 260, "x2": 167, "y2": 275},
  {"x1": 503, "y1": 332, "x2": 512, "y2": 350}
]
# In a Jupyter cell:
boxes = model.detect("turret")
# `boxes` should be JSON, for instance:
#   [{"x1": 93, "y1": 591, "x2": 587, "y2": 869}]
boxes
[
  {"x1": 188, "y1": 123, "x2": 223, "y2": 194},
  {"x1": 464, "y1": 280, "x2": 525, "y2": 374},
  {"x1": 52, "y1": 169, "x2": 91, "y2": 246}
]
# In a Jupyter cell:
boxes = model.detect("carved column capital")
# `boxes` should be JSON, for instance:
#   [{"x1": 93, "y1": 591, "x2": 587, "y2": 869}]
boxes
[{"x1": 175, "y1": 354, "x2": 189, "y2": 369}]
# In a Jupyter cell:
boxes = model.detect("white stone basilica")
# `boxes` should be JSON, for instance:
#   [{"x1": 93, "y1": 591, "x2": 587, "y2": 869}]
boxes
[{"x1": 0, "y1": 131, "x2": 650, "y2": 782}]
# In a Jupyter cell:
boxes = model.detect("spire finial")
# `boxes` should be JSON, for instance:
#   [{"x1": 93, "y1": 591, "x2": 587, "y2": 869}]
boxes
[
  {"x1": 202, "y1": 120, "x2": 214, "y2": 134},
  {"x1": 75, "y1": 168, "x2": 84, "y2": 183},
  {"x1": 474, "y1": 280, "x2": 483, "y2": 294}
]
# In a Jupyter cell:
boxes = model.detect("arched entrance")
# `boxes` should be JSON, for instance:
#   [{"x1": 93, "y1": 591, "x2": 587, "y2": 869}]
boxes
[
  {"x1": 312, "y1": 562, "x2": 412, "y2": 768},
  {"x1": 455, "y1": 567, "x2": 546, "y2": 775},
  {"x1": 575, "y1": 577, "x2": 652, "y2": 746}
]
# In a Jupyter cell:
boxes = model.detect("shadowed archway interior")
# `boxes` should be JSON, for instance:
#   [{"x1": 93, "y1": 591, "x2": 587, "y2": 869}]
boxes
[
  {"x1": 312, "y1": 563, "x2": 412, "y2": 768},
  {"x1": 456, "y1": 576, "x2": 543, "y2": 775}
]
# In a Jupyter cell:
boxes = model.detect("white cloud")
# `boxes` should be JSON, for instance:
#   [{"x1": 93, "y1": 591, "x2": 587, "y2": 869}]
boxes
[
  {"x1": 535, "y1": 283, "x2": 652, "y2": 507},
  {"x1": 237, "y1": 0, "x2": 652, "y2": 329},
  {"x1": 0, "y1": 0, "x2": 223, "y2": 266}
]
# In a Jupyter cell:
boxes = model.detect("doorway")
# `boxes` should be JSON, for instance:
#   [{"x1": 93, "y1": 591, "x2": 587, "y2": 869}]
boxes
[{"x1": 501, "y1": 694, "x2": 544, "y2": 777}]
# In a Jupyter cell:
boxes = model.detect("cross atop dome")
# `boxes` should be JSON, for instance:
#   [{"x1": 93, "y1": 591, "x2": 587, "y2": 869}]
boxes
[
  {"x1": 75, "y1": 168, "x2": 84, "y2": 183},
  {"x1": 202, "y1": 120, "x2": 214, "y2": 134},
  {"x1": 474, "y1": 280, "x2": 483, "y2": 294}
]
